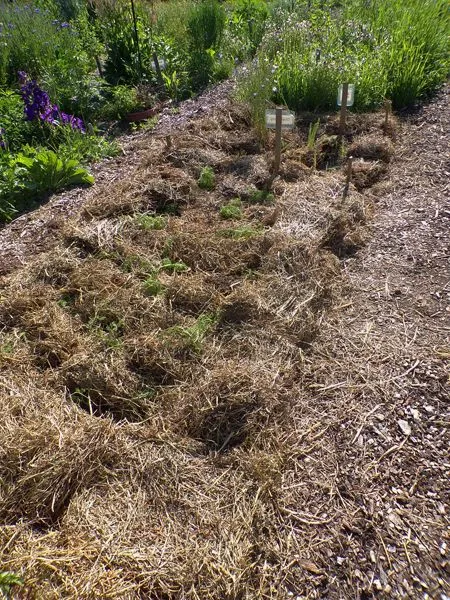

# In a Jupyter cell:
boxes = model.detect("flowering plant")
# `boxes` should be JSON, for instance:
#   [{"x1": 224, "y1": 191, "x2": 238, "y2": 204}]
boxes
[{"x1": 18, "y1": 71, "x2": 85, "y2": 132}]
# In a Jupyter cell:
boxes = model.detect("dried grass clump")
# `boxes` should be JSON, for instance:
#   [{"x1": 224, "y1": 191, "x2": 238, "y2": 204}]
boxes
[
  {"x1": 223, "y1": 155, "x2": 270, "y2": 188},
  {"x1": 0, "y1": 397, "x2": 124, "y2": 525},
  {"x1": 124, "y1": 333, "x2": 183, "y2": 385},
  {"x1": 17, "y1": 303, "x2": 84, "y2": 369},
  {"x1": 166, "y1": 146, "x2": 228, "y2": 176},
  {"x1": 351, "y1": 160, "x2": 388, "y2": 191},
  {"x1": 166, "y1": 273, "x2": 220, "y2": 315},
  {"x1": 348, "y1": 134, "x2": 394, "y2": 163},
  {"x1": 0, "y1": 284, "x2": 57, "y2": 329},
  {"x1": 320, "y1": 196, "x2": 371, "y2": 257},
  {"x1": 168, "y1": 231, "x2": 275, "y2": 274},
  {"x1": 84, "y1": 167, "x2": 193, "y2": 219},
  {"x1": 61, "y1": 349, "x2": 147, "y2": 420}
]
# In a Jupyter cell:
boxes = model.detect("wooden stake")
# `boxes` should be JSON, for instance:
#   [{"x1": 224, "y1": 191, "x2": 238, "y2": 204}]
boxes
[
  {"x1": 343, "y1": 155, "x2": 353, "y2": 199},
  {"x1": 384, "y1": 99, "x2": 392, "y2": 127},
  {"x1": 339, "y1": 83, "x2": 349, "y2": 135},
  {"x1": 273, "y1": 107, "x2": 283, "y2": 176}
]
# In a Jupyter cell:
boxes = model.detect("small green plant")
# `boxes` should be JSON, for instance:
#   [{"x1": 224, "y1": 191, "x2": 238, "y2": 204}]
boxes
[
  {"x1": 87, "y1": 314, "x2": 124, "y2": 349},
  {"x1": 164, "y1": 312, "x2": 218, "y2": 352},
  {"x1": 247, "y1": 189, "x2": 274, "y2": 204},
  {"x1": 307, "y1": 119, "x2": 320, "y2": 150},
  {"x1": 0, "y1": 571, "x2": 24, "y2": 599},
  {"x1": 198, "y1": 166, "x2": 216, "y2": 190},
  {"x1": 143, "y1": 276, "x2": 165, "y2": 296},
  {"x1": 160, "y1": 257, "x2": 189, "y2": 273},
  {"x1": 135, "y1": 214, "x2": 167, "y2": 231},
  {"x1": 219, "y1": 198, "x2": 242, "y2": 219},
  {"x1": 219, "y1": 225, "x2": 262, "y2": 240}
]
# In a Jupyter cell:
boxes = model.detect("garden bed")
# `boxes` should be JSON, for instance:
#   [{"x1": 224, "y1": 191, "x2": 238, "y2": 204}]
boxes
[{"x1": 1, "y1": 73, "x2": 448, "y2": 598}]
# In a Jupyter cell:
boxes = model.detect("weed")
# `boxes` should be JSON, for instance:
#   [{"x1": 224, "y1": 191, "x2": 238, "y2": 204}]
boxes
[
  {"x1": 160, "y1": 258, "x2": 189, "y2": 274},
  {"x1": 164, "y1": 312, "x2": 218, "y2": 352},
  {"x1": 134, "y1": 214, "x2": 167, "y2": 231},
  {"x1": 307, "y1": 119, "x2": 320, "y2": 150},
  {"x1": 198, "y1": 166, "x2": 216, "y2": 190},
  {"x1": 219, "y1": 198, "x2": 242, "y2": 219},
  {"x1": 248, "y1": 190, "x2": 274, "y2": 204},
  {"x1": 0, "y1": 571, "x2": 23, "y2": 599},
  {"x1": 219, "y1": 225, "x2": 262, "y2": 240},
  {"x1": 121, "y1": 254, "x2": 154, "y2": 275},
  {"x1": 87, "y1": 314, "x2": 124, "y2": 349},
  {"x1": 143, "y1": 276, "x2": 165, "y2": 296}
]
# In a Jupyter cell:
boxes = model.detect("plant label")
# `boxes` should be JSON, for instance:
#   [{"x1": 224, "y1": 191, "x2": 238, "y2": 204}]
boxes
[
  {"x1": 337, "y1": 84, "x2": 355, "y2": 107},
  {"x1": 265, "y1": 109, "x2": 295, "y2": 130}
]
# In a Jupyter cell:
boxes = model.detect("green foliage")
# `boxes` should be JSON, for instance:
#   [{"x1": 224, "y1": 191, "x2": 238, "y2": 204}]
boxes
[
  {"x1": 164, "y1": 312, "x2": 218, "y2": 352},
  {"x1": 248, "y1": 189, "x2": 274, "y2": 204},
  {"x1": 13, "y1": 148, "x2": 94, "y2": 193},
  {"x1": 307, "y1": 119, "x2": 320, "y2": 150},
  {"x1": 219, "y1": 224, "x2": 262, "y2": 239},
  {"x1": 0, "y1": 91, "x2": 33, "y2": 151},
  {"x1": 0, "y1": 147, "x2": 94, "y2": 222},
  {"x1": 160, "y1": 257, "x2": 189, "y2": 273},
  {"x1": 187, "y1": 0, "x2": 226, "y2": 89},
  {"x1": 142, "y1": 275, "x2": 165, "y2": 296},
  {"x1": 219, "y1": 198, "x2": 242, "y2": 219},
  {"x1": 0, "y1": 571, "x2": 23, "y2": 599},
  {"x1": 97, "y1": 85, "x2": 144, "y2": 120},
  {"x1": 87, "y1": 314, "x2": 124, "y2": 349},
  {"x1": 135, "y1": 214, "x2": 167, "y2": 230},
  {"x1": 0, "y1": 2, "x2": 97, "y2": 115},
  {"x1": 197, "y1": 166, "x2": 216, "y2": 190},
  {"x1": 240, "y1": 0, "x2": 449, "y2": 116}
]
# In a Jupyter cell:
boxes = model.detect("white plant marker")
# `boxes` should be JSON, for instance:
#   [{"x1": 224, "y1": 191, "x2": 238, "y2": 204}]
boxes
[{"x1": 338, "y1": 83, "x2": 354, "y2": 135}]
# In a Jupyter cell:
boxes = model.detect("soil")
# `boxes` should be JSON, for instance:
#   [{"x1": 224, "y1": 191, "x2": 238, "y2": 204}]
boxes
[{"x1": 0, "y1": 79, "x2": 448, "y2": 599}]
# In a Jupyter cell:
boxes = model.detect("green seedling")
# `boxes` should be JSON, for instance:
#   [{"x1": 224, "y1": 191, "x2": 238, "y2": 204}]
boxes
[
  {"x1": 220, "y1": 198, "x2": 242, "y2": 220},
  {"x1": 248, "y1": 190, "x2": 274, "y2": 205},
  {"x1": 160, "y1": 257, "x2": 189, "y2": 273},
  {"x1": 0, "y1": 571, "x2": 24, "y2": 598},
  {"x1": 143, "y1": 275, "x2": 165, "y2": 296},
  {"x1": 198, "y1": 166, "x2": 216, "y2": 190},
  {"x1": 135, "y1": 214, "x2": 167, "y2": 231},
  {"x1": 164, "y1": 313, "x2": 218, "y2": 353},
  {"x1": 219, "y1": 225, "x2": 262, "y2": 240}
]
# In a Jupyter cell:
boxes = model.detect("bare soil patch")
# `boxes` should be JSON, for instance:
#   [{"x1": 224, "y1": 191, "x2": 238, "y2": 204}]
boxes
[{"x1": 0, "y1": 82, "x2": 448, "y2": 599}]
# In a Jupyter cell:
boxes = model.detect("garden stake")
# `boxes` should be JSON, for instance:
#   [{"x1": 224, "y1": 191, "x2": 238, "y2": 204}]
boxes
[
  {"x1": 343, "y1": 155, "x2": 353, "y2": 199},
  {"x1": 384, "y1": 99, "x2": 392, "y2": 127},
  {"x1": 273, "y1": 107, "x2": 283, "y2": 176},
  {"x1": 130, "y1": 0, "x2": 143, "y2": 79},
  {"x1": 339, "y1": 83, "x2": 349, "y2": 135}
]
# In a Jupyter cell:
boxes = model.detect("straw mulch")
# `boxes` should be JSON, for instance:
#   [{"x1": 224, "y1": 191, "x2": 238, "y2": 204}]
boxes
[{"x1": 1, "y1": 85, "x2": 448, "y2": 599}]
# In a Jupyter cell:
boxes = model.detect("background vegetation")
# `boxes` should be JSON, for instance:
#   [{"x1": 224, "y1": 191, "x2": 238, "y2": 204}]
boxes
[{"x1": 0, "y1": 0, "x2": 448, "y2": 221}]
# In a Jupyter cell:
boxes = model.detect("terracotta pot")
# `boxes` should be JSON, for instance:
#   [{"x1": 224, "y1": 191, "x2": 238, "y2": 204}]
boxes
[{"x1": 124, "y1": 107, "x2": 157, "y2": 122}]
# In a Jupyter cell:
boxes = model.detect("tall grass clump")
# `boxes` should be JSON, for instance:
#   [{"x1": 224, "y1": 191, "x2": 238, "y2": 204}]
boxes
[
  {"x1": 239, "y1": 0, "x2": 449, "y2": 119},
  {"x1": 187, "y1": 0, "x2": 226, "y2": 89},
  {"x1": 347, "y1": 0, "x2": 450, "y2": 108}
]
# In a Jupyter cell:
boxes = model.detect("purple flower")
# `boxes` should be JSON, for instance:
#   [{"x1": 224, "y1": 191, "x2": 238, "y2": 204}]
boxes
[
  {"x1": 60, "y1": 22, "x2": 69, "y2": 28},
  {"x1": 18, "y1": 72, "x2": 85, "y2": 133}
]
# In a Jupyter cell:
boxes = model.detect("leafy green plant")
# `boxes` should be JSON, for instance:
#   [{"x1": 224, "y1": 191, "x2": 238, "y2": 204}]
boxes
[
  {"x1": 198, "y1": 166, "x2": 216, "y2": 190},
  {"x1": 0, "y1": 571, "x2": 23, "y2": 599},
  {"x1": 187, "y1": 0, "x2": 226, "y2": 89},
  {"x1": 142, "y1": 275, "x2": 165, "y2": 296},
  {"x1": 220, "y1": 198, "x2": 242, "y2": 219},
  {"x1": 135, "y1": 214, "x2": 167, "y2": 230},
  {"x1": 0, "y1": 90, "x2": 33, "y2": 151},
  {"x1": 248, "y1": 189, "x2": 274, "y2": 204},
  {"x1": 219, "y1": 224, "x2": 262, "y2": 239},
  {"x1": 160, "y1": 258, "x2": 189, "y2": 274},
  {"x1": 14, "y1": 149, "x2": 94, "y2": 193},
  {"x1": 164, "y1": 312, "x2": 218, "y2": 352}
]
